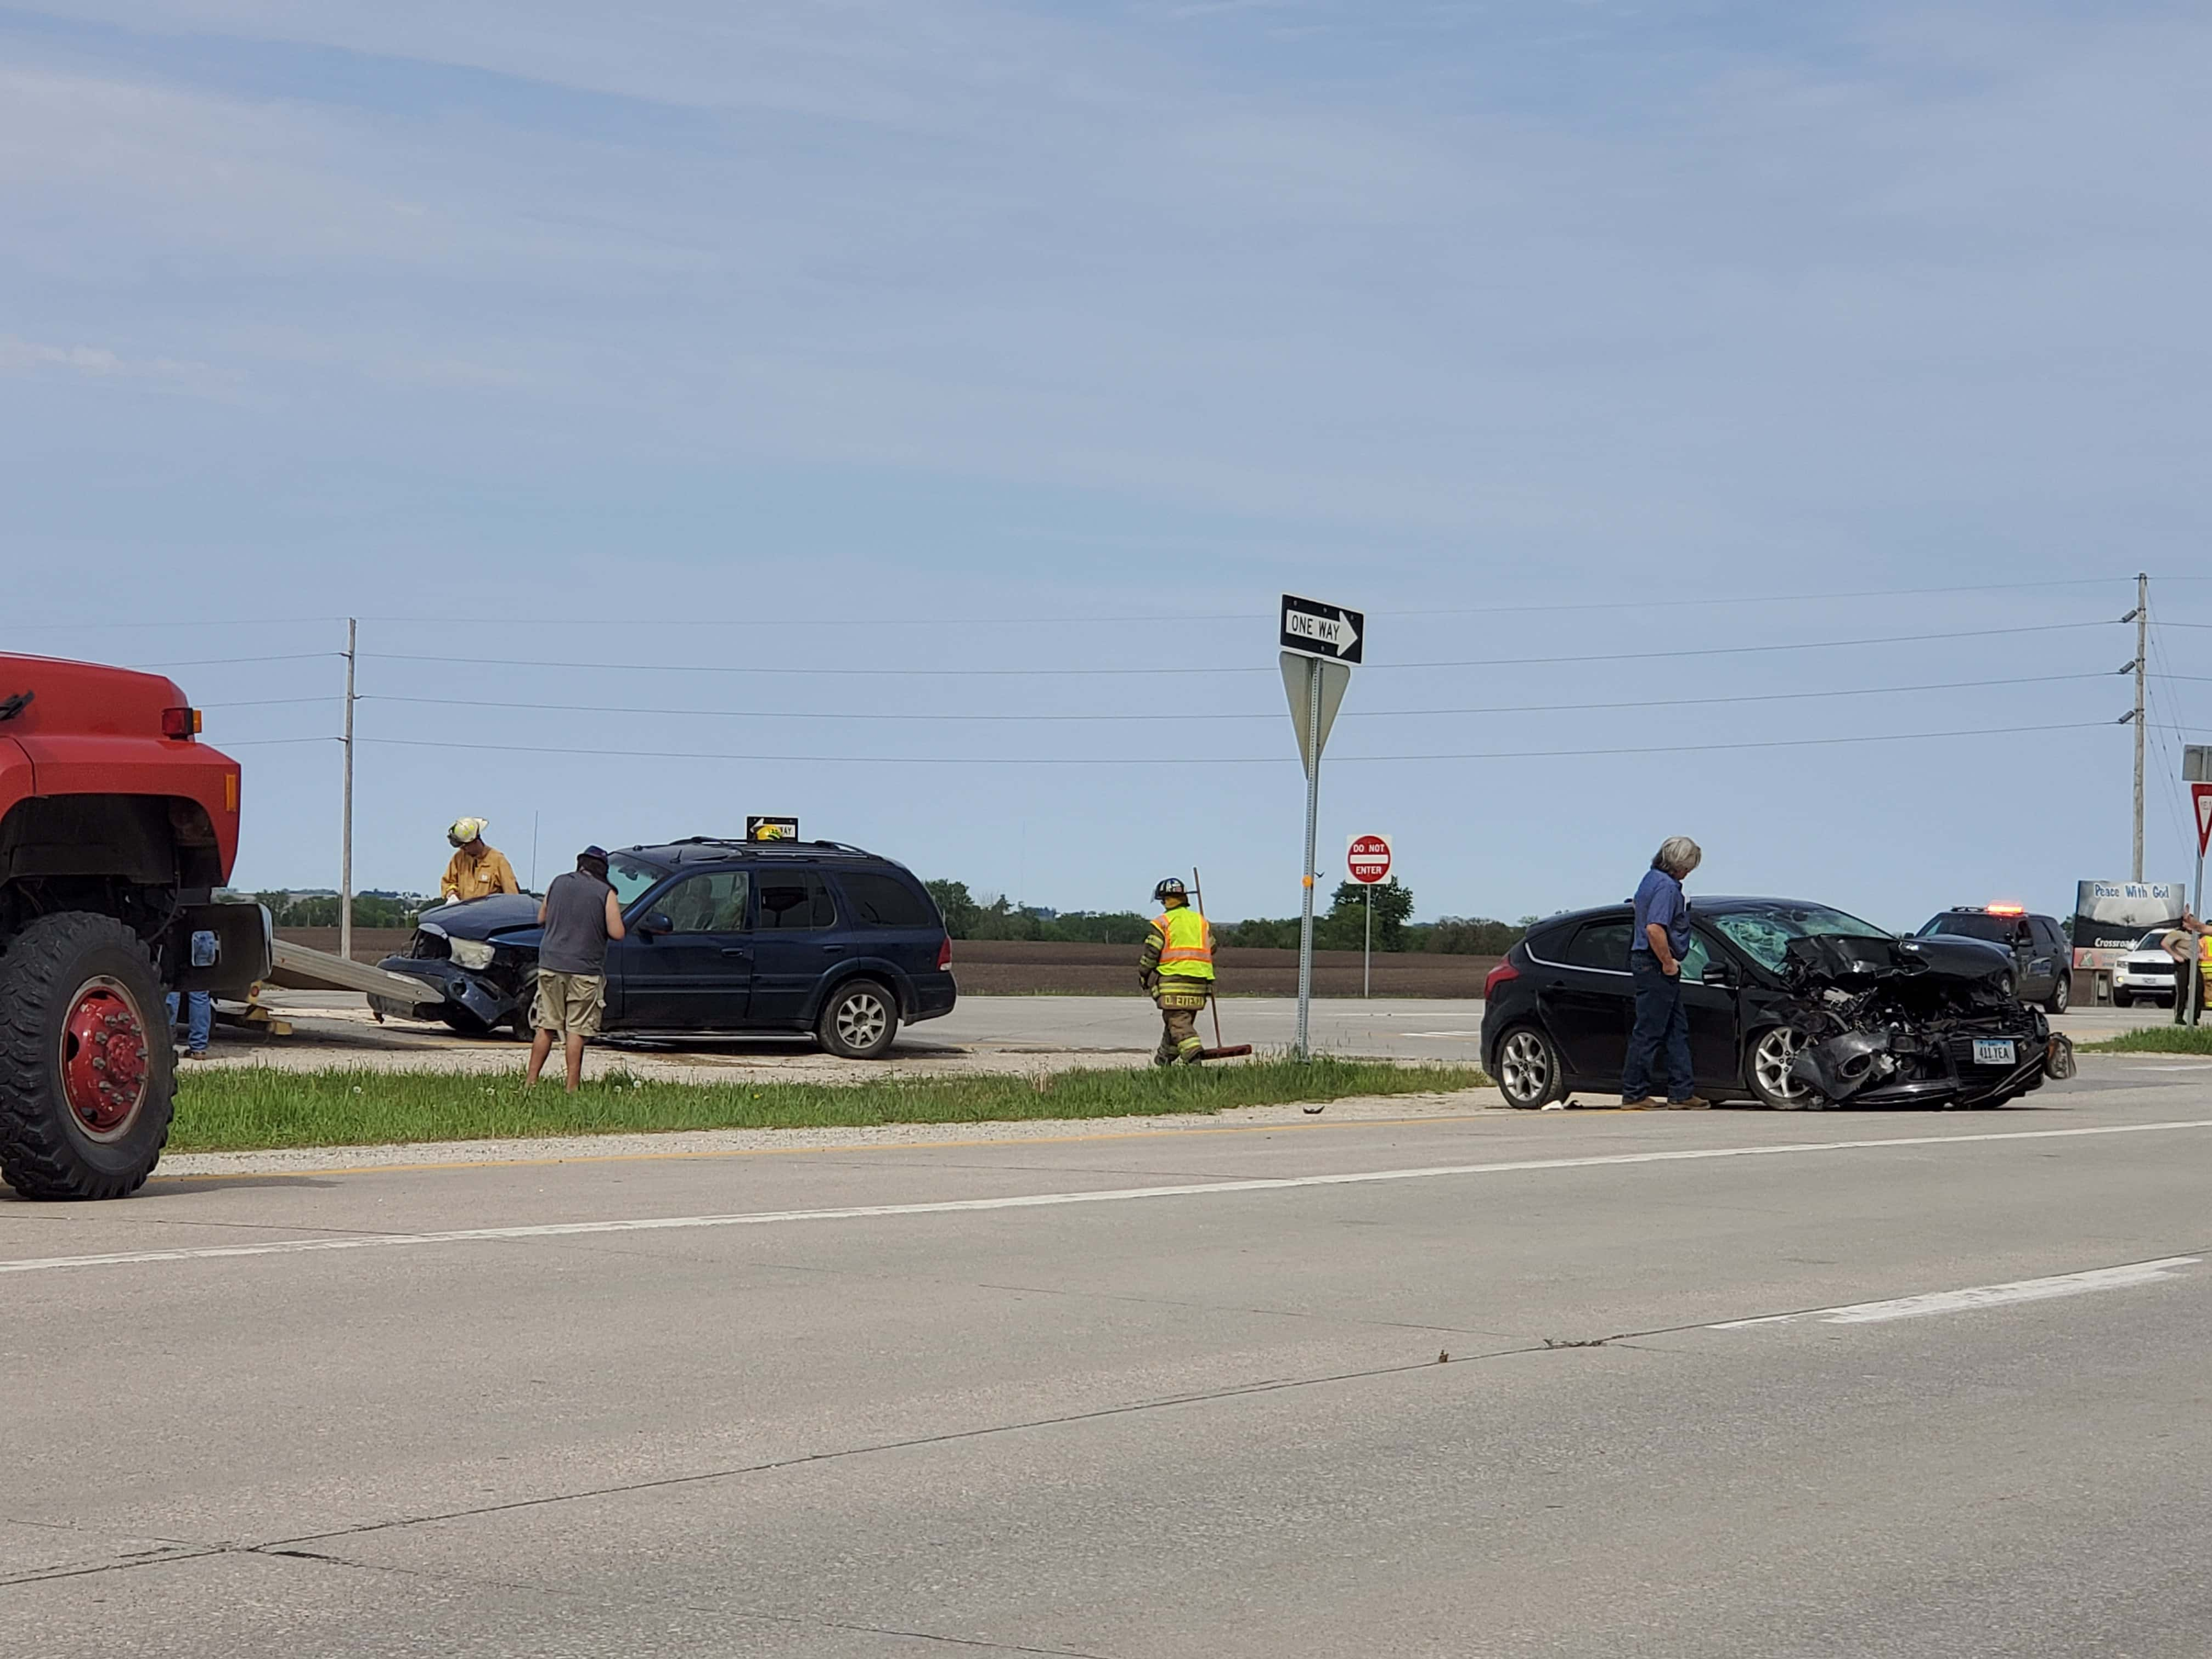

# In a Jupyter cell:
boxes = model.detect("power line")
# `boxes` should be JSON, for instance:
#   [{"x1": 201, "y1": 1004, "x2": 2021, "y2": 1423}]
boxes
[
  {"x1": 351, "y1": 671, "x2": 2113, "y2": 726},
  {"x1": 0, "y1": 576, "x2": 2176, "y2": 637},
  {"x1": 200, "y1": 696, "x2": 344, "y2": 710},
  {"x1": 132, "y1": 652, "x2": 346, "y2": 669},
  {"x1": 339, "y1": 574, "x2": 2131, "y2": 627},
  {"x1": 353, "y1": 719, "x2": 2108, "y2": 768},
  {"x1": 360, "y1": 620, "x2": 2115, "y2": 681}
]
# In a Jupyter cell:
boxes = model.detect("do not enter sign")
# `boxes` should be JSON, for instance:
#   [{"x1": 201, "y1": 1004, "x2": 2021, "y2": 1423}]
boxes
[{"x1": 1347, "y1": 834, "x2": 1392, "y2": 884}]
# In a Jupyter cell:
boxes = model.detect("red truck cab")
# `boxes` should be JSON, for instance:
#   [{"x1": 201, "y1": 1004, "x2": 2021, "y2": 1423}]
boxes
[{"x1": 0, "y1": 652, "x2": 270, "y2": 1199}]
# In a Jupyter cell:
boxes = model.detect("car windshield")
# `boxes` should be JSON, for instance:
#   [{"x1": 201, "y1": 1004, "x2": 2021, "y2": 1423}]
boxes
[
  {"x1": 2139, "y1": 929, "x2": 2175, "y2": 950},
  {"x1": 608, "y1": 856, "x2": 663, "y2": 909},
  {"x1": 1710, "y1": 904, "x2": 1890, "y2": 974},
  {"x1": 1920, "y1": 913, "x2": 2021, "y2": 946}
]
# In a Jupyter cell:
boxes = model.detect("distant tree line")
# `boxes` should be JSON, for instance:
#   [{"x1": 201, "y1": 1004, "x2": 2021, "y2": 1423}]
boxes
[
  {"x1": 926, "y1": 877, "x2": 1531, "y2": 955},
  {"x1": 245, "y1": 892, "x2": 425, "y2": 929},
  {"x1": 924, "y1": 881, "x2": 1153, "y2": 945}
]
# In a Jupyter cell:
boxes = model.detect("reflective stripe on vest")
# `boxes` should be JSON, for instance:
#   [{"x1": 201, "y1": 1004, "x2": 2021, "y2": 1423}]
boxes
[{"x1": 1154, "y1": 908, "x2": 1216, "y2": 980}]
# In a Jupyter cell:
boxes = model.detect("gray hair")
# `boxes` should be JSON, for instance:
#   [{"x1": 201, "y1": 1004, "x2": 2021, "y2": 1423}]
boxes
[{"x1": 1653, "y1": 836, "x2": 1703, "y2": 878}]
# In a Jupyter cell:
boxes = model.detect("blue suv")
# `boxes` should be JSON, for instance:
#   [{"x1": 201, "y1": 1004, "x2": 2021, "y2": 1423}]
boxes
[{"x1": 379, "y1": 838, "x2": 956, "y2": 1058}]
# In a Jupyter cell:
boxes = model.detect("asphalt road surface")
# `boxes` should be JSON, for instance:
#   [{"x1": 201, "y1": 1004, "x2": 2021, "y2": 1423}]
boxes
[{"x1": 9, "y1": 1057, "x2": 2212, "y2": 1656}]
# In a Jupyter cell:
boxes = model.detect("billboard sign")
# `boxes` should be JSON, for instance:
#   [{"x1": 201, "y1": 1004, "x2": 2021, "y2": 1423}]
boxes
[{"x1": 2071, "y1": 879, "x2": 2190, "y2": 971}]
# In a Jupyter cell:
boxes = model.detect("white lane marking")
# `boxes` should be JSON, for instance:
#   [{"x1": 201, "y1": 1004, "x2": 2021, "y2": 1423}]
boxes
[
  {"x1": 1398, "y1": 1031, "x2": 1482, "y2": 1040},
  {"x1": 8, "y1": 1117, "x2": 2212, "y2": 1278},
  {"x1": 1714, "y1": 1257, "x2": 2202, "y2": 1329},
  {"x1": 2128, "y1": 1064, "x2": 2212, "y2": 1074}
]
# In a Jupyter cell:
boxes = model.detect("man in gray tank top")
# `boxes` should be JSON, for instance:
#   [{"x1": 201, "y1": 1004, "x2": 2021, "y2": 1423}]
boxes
[{"x1": 526, "y1": 846, "x2": 627, "y2": 1092}]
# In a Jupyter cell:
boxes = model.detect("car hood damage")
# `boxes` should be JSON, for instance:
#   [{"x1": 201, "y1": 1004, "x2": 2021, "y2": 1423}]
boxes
[{"x1": 1776, "y1": 934, "x2": 2069, "y2": 1107}]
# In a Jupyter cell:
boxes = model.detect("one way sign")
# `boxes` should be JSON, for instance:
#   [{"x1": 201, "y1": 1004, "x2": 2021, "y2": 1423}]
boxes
[{"x1": 1280, "y1": 594, "x2": 1364, "y2": 664}]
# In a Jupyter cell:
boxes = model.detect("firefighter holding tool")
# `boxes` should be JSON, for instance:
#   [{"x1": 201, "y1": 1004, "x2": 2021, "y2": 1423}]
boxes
[{"x1": 1139, "y1": 877, "x2": 1216, "y2": 1065}]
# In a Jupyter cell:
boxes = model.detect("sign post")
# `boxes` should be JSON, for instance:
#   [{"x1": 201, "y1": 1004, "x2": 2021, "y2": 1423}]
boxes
[
  {"x1": 1280, "y1": 594, "x2": 1363, "y2": 1058},
  {"x1": 1347, "y1": 834, "x2": 1392, "y2": 998}
]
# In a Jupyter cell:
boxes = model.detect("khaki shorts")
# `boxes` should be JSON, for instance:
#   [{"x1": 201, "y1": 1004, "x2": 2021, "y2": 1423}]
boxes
[{"x1": 532, "y1": 970, "x2": 605, "y2": 1039}]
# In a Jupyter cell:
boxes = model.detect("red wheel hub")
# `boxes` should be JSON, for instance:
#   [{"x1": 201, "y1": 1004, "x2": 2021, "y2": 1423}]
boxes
[{"x1": 61, "y1": 983, "x2": 150, "y2": 1137}]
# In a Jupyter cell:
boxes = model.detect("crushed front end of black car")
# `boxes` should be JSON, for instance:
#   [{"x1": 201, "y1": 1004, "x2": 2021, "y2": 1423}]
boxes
[
  {"x1": 1778, "y1": 934, "x2": 2069, "y2": 1109},
  {"x1": 375, "y1": 895, "x2": 542, "y2": 1034}
]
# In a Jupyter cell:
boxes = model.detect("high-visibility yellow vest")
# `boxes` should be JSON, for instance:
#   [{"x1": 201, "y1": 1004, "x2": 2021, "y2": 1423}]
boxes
[{"x1": 1154, "y1": 907, "x2": 1216, "y2": 981}]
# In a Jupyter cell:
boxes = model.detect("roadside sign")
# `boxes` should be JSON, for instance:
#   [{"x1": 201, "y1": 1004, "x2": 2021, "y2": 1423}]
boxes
[
  {"x1": 747, "y1": 816, "x2": 799, "y2": 842},
  {"x1": 2187, "y1": 746, "x2": 2212, "y2": 784},
  {"x1": 2196, "y1": 783, "x2": 2212, "y2": 857},
  {"x1": 1279, "y1": 594, "x2": 1364, "y2": 664},
  {"x1": 1347, "y1": 834, "x2": 1393, "y2": 883},
  {"x1": 1280, "y1": 653, "x2": 1350, "y2": 778}
]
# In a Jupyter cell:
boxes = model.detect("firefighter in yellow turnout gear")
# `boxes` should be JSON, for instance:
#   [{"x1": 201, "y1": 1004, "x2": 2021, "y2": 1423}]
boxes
[{"x1": 1138, "y1": 878, "x2": 1215, "y2": 1065}]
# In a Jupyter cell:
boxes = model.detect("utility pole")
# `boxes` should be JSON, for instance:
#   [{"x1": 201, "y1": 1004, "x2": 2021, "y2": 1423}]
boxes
[
  {"x1": 2133, "y1": 573, "x2": 2147, "y2": 882},
  {"x1": 340, "y1": 617, "x2": 357, "y2": 963},
  {"x1": 1296, "y1": 656, "x2": 1321, "y2": 1058}
]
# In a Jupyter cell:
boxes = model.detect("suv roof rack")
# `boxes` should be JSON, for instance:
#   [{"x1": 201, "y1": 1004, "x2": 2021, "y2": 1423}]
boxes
[{"x1": 652, "y1": 837, "x2": 878, "y2": 860}]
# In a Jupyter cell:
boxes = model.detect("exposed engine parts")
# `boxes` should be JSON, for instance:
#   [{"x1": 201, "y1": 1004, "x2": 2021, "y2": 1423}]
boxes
[{"x1": 1777, "y1": 933, "x2": 2057, "y2": 1110}]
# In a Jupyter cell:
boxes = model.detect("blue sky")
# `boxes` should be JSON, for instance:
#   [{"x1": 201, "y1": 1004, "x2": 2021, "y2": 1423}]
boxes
[{"x1": 4, "y1": 1, "x2": 2208, "y2": 927}]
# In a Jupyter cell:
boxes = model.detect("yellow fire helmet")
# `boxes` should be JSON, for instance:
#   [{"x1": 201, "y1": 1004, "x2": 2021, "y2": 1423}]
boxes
[{"x1": 447, "y1": 816, "x2": 489, "y2": 848}]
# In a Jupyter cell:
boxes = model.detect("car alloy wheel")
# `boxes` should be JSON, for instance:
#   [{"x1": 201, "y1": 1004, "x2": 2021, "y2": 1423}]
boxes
[
  {"x1": 818, "y1": 981, "x2": 898, "y2": 1060},
  {"x1": 2047, "y1": 975, "x2": 2070, "y2": 1015},
  {"x1": 1750, "y1": 1026, "x2": 1817, "y2": 1110},
  {"x1": 1496, "y1": 1027, "x2": 1557, "y2": 1108}
]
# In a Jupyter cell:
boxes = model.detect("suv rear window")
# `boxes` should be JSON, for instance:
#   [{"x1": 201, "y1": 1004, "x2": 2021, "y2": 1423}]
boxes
[
  {"x1": 757, "y1": 870, "x2": 837, "y2": 932},
  {"x1": 839, "y1": 871, "x2": 936, "y2": 929}
]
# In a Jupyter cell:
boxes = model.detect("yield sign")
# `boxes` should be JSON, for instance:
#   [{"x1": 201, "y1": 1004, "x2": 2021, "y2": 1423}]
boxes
[
  {"x1": 1281, "y1": 653, "x2": 1350, "y2": 778},
  {"x1": 2194, "y1": 782, "x2": 2212, "y2": 857}
]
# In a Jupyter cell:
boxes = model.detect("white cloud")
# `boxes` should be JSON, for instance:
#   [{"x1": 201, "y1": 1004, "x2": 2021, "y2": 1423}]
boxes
[{"x1": 0, "y1": 335, "x2": 218, "y2": 384}]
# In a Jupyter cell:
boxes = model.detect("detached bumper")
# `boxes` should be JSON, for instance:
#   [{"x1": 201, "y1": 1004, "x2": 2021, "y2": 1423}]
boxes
[{"x1": 377, "y1": 957, "x2": 524, "y2": 1028}]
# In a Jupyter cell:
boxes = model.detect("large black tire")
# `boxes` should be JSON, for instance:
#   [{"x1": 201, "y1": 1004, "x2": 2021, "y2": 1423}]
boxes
[
  {"x1": 817, "y1": 978, "x2": 899, "y2": 1060},
  {"x1": 2044, "y1": 974, "x2": 2071, "y2": 1015},
  {"x1": 0, "y1": 912, "x2": 176, "y2": 1200}
]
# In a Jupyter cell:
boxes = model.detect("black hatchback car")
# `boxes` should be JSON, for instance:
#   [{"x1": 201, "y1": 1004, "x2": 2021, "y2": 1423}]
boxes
[
  {"x1": 1480, "y1": 896, "x2": 2060, "y2": 1111},
  {"x1": 379, "y1": 838, "x2": 956, "y2": 1058}
]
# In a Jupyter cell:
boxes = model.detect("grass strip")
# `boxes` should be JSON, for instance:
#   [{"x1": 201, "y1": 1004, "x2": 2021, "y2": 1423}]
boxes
[
  {"x1": 2081, "y1": 1025, "x2": 2212, "y2": 1055},
  {"x1": 169, "y1": 1058, "x2": 1491, "y2": 1154}
]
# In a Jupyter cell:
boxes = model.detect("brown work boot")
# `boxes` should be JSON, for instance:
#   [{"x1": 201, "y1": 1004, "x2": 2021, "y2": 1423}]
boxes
[
  {"x1": 1667, "y1": 1096, "x2": 1713, "y2": 1110},
  {"x1": 1618, "y1": 1097, "x2": 1661, "y2": 1110}
]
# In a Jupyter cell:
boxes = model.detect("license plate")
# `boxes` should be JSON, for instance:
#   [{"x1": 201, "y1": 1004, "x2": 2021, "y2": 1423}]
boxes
[{"x1": 1972, "y1": 1039, "x2": 2017, "y2": 1066}]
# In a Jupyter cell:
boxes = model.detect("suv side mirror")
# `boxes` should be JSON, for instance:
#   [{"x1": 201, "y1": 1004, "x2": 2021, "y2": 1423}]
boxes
[
  {"x1": 1700, "y1": 959, "x2": 1736, "y2": 989},
  {"x1": 637, "y1": 912, "x2": 674, "y2": 939}
]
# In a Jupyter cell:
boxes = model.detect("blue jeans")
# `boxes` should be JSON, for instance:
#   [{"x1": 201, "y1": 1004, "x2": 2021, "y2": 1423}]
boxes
[
  {"x1": 1623, "y1": 955, "x2": 1692, "y2": 1102},
  {"x1": 167, "y1": 990, "x2": 212, "y2": 1054}
]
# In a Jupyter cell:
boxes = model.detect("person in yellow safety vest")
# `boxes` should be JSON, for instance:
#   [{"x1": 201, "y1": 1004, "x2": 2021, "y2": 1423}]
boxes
[
  {"x1": 1137, "y1": 877, "x2": 1215, "y2": 1065},
  {"x1": 441, "y1": 816, "x2": 523, "y2": 905}
]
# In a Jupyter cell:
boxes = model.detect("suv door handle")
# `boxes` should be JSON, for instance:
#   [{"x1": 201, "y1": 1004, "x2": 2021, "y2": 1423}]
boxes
[
  {"x1": 821, "y1": 944, "x2": 845, "y2": 955},
  {"x1": 720, "y1": 948, "x2": 751, "y2": 960}
]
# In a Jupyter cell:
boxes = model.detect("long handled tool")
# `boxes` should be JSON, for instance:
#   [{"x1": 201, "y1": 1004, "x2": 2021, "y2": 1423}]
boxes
[{"x1": 1189, "y1": 866, "x2": 1252, "y2": 1060}]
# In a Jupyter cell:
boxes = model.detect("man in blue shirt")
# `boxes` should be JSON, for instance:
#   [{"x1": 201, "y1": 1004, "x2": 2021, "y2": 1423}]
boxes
[{"x1": 1623, "y1": 836, "x2": 1708, "y2": 1109}]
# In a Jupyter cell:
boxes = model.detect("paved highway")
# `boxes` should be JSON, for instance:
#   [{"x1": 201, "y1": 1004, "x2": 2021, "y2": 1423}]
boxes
[{"x1": 8, "y1": 1057, "x2": 2212, "y2": 1656}]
